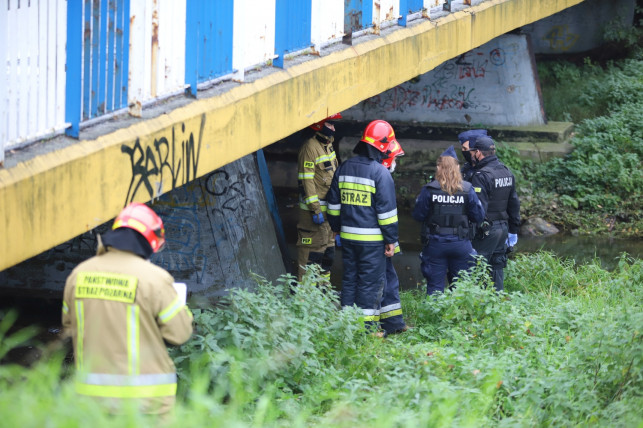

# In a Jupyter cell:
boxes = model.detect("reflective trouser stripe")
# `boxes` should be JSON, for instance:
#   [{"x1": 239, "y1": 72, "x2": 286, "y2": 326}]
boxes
[
  {"x1": 380, "y1": 308, "x2": 403, "y2": 319},
  {"x1": 76, "y1": 382, "x2": 177, "y2": 398},
  {"x1": 362, "y1": 308, "x2": 380, "y2": 321}
]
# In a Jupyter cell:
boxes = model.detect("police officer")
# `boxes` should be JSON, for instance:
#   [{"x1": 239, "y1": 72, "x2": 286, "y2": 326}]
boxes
[
  {"x1": 327, "y1": 120, "x2": 399, "y2": 334},
  {"x1": 458, "y1": 129, "x2": 488, "y2": 182},
  {"x1": 469, "y1": 136, "x2": 521, "y2": 291},
  {"x1": 62, "y1": 203, "x2": 193, "y2": 415},
  {"x1": 412, "y1": 146, "x2": 485, "y2": 295},
  {"x1": 296, "y1": 113, "x2": 341, "y2": 282}
]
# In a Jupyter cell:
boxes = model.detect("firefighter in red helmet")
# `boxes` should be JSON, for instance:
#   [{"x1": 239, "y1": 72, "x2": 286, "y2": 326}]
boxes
[
  {"x1": 327, "y1": 120, "x2": 400, "y2": 335},
  {"x1": 296, "y1": 113, "x2": 342, "y2": 282},
  {"x1": 62, "y1": 202, "x2": 193, "y2": 416}
]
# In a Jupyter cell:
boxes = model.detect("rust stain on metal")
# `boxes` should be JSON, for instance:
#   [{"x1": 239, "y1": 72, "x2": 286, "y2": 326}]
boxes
[
  {"x1": 128, "y1": 15, "x2": 135, "y2": 93},
  {"x1": 386, "y1": 5, "x2": 395, "y2": 21}
]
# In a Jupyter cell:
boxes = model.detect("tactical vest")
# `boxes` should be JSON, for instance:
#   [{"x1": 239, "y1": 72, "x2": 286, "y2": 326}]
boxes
[
  {"x1": 478, "y1": 162, "x2": 514, "y2": 221},
  {"x1": 422, "y1": 181, "x2": 472, "y2": 240}
]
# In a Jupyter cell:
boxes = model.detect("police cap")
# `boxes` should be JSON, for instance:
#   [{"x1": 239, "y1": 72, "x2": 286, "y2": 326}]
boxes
[
  {"x1": 458, "y1": 129, "x2": 487, "y2": 144},
  {"x1": 440, "y1": 145, "x2": 458, "y2": 160},
  {"x1": 470, "y1": 136, "x2": 495, "y2": 151}
]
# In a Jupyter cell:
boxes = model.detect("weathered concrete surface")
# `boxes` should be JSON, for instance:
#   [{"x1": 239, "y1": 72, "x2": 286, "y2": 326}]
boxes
[
  {"x1": 0, "y1": 154, "x2": 287, "y2": 301},
  {"x1": 342, "y1": 34, "x2": 546, "y2": 126},
  {"x1": 0, "y1": 0, "x2": 586, "y2": 273},
  {"x1": 521, "y1": 0, "x2": 636, "y2": 54}
]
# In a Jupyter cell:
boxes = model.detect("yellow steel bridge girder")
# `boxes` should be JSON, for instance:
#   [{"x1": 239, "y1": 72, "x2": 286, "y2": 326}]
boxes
[{"x1": 0, "y1": 0, "x2": 585, "y2": 272}]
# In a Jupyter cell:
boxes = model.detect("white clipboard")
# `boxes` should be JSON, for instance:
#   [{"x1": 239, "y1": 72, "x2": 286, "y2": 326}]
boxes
[{"x1": 172, "y1": 282, "x2": 187, "y2": 306}]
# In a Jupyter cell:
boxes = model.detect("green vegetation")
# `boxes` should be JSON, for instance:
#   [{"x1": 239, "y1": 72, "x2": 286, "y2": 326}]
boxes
[
  {"x1": 1, "y1": 257, "x2": 641, "y2": 426},
  {"x1": 494, "y1": 48, "x2": 643, "y2": 236}
]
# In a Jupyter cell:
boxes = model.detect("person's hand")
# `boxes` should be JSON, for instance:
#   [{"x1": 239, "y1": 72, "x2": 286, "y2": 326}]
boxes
[
  {"x1": 312, "y1": 212, "x2": 325, "y2": 225},
  {"x1": 506, "y1": 233, "x2": 518, "y2": 247},
  {"x1": 384, "y1": 243, "x2": 395, "y2": 257},
  {"x1": 334, "y1": 234, "x2": 342, "y2": 247}
]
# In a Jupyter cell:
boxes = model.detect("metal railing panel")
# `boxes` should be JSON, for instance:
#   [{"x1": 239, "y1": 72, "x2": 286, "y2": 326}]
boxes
[
  {"x1": 185, "y1": 0, "x2": 234, "y2": 96},
  {"x1": 311, "y1": 0, "x2": 344, "y2": 50},
  {"x1": 3, "y1": 0, "x2": 68, "y2": 148},
  {"x1": 273, "y1": 0, "x2": 312, "y2": 68}
]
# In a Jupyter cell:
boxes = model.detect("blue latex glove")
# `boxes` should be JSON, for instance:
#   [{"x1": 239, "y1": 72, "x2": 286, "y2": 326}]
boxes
[
  {"x1": 335, "y1": 234, "x2": 342, "y2": 247},
  {"x1": 506, "y1": 233, "x2": 518, "y2": 247},
  {"x1": 312, "y1": 212, "x2": 325, "y2": 225}
]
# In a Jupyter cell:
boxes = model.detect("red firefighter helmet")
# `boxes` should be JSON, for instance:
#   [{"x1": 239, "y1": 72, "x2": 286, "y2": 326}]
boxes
[
  {"x1": 112, "y1": 202, "x2": 166, "y2": 253},
  {"x1": 360, "y1": 120, "x2": 397, "y2": 153},
  {"x1": 309, "y1": 113, "x2": 343, "y2": 131},
  {"x1": 382, "y1": 139, "x2": 405, "y2": 169}
]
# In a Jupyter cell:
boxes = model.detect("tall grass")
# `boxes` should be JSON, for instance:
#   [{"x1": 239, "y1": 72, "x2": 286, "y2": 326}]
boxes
[{"x1": 0, "y1": 254, "x2": 641, "y2": 427}]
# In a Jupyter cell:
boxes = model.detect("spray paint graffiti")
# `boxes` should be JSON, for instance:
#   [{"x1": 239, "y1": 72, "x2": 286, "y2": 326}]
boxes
[
  {"x1": 205, "y1": 169, "x2": 255, "y2": 246},
  {"x1": 152, "y1": 183, "x2": 209, "y2": 283},
  {"x1": 344, "y1": 34, "x2": 544, "y2": 126},
  {"x1": 543, "y1": 25, "x2": 579, "y2": 51},
  {"x1": 360, "y1": 46, "x2": 514, "y2": 115},
  {"x1": 121, "y1": 114, "x2": 205, "y2": 205}
]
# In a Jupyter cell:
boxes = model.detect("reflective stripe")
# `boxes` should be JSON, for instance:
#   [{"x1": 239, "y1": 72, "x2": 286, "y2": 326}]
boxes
[
  {"x1": 380, "y1": 309, "x2": 403, "y2": 319},
  {"x1": 62, "y1": 301, "x2": 69, "y2": 314},
  {"x1": 81, "y1": 372, "x2": 177, "y2": 386},
  {"x1": 340, "y1": 226, "x2": 384, "y2": 241},
  {"x1": 380, "y1": 303, "x2": 403, "y2": 319},
  {"x1": 328, "y1": 203, "x2": 341, "y2": 211},
  {"x1": 339, "y1": 181, "x2": 375, "y2": 193},
  {"x1": 76, "y1": 372, "x2": 177, "y2": 397},
  {"x1": 377, "y1": 208, "x2": 398, "y2": 226},
  {"x1": 363, "y1": 315, "x2": 380, "y2": 321},
  {"x1": 339, "y1": 175, "x2": 375, "y2": 188},
  {"x1": 300, "y1": 201, "x2": 328, "y2": 211},
  {"x1": 341, "y1": 233, "x2": 383, "y2": 242},
  {"x1": 341, "y1": 226, "x2": 382, "y2": 235},
  {"x1": 362, "y1": 308, "x2": 380, "y2": 316},
  {"x1": 328, "y1": 209, "x2": 340, "y2": 216},
  {"x1": 76, "y1": 382, "x2": 177, "y2": 398},
  {"x1": 315, "y1": 152, "x2": 336, "y2": 164},
  {"x1": 298, "y1": 172, "x2": 314, "y2": 179},
  {"x1": 158, "y1": 296, "x2": 184, "y2": 324},
  {"x1": 75, "y1": 300, "x2": 84, "y2": 370},
  {"x1": 377, "y1": 215, "x2": 398, "y2": 226},
  {"x1": 127, "y1": 305, "x2": 140, "y2": 376},
  {"x1": 378, "y1": 208, "x2": 398, "y2": 220},
  {"x1": 304, "y1": 195, "x2": 319, "y2": 204}
]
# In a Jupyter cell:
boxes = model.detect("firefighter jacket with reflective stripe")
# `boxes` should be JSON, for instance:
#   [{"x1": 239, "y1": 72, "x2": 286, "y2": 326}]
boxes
[
  {"x1": 62, "y1": 246, "x2": 193, "y2": 414},
  {"x1": 298, "y1": 135, "x2": 338, "y2": 214},
  {"x1": 327, "y1": 155, "x2": 399, "y2": 245},
  {"x1": 412, "y1": 180, "x2": 485, "y2": 241},
  {"x1": 470, "y1": 155, "x2": 521, "y2": 234}
]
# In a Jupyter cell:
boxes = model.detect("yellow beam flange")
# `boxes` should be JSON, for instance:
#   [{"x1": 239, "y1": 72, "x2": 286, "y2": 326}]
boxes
[{"x1": 0, "y1": 0, "x2": 585, "y2": 271}]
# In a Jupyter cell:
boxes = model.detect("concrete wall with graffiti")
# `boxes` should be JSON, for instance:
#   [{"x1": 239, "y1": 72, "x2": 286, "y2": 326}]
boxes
[
  {"x1": 521, "y1": 0, "x2": 636, "y2": 54},
  {"x1": 342, "y1": 34, "x2": 545, "y2": 127},
  {"x1": 0, "y1": 153, "x2": 287, "y2": 302}
]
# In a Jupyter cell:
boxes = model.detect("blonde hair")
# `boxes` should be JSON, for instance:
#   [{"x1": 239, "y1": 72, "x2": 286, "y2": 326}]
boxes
[{"x1": 436, "y1": 156, "x2": 463, "y2": 195}]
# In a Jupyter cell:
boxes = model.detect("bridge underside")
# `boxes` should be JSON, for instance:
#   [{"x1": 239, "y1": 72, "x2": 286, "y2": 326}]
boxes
[{"x1": 0, "y1": 0, "x2": 584, "y2": 272}]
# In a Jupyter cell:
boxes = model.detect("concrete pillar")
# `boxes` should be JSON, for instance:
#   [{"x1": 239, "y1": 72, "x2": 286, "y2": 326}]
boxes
[{"x1": 0, "y1": 153, "x2": 287, "y2": 302}]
